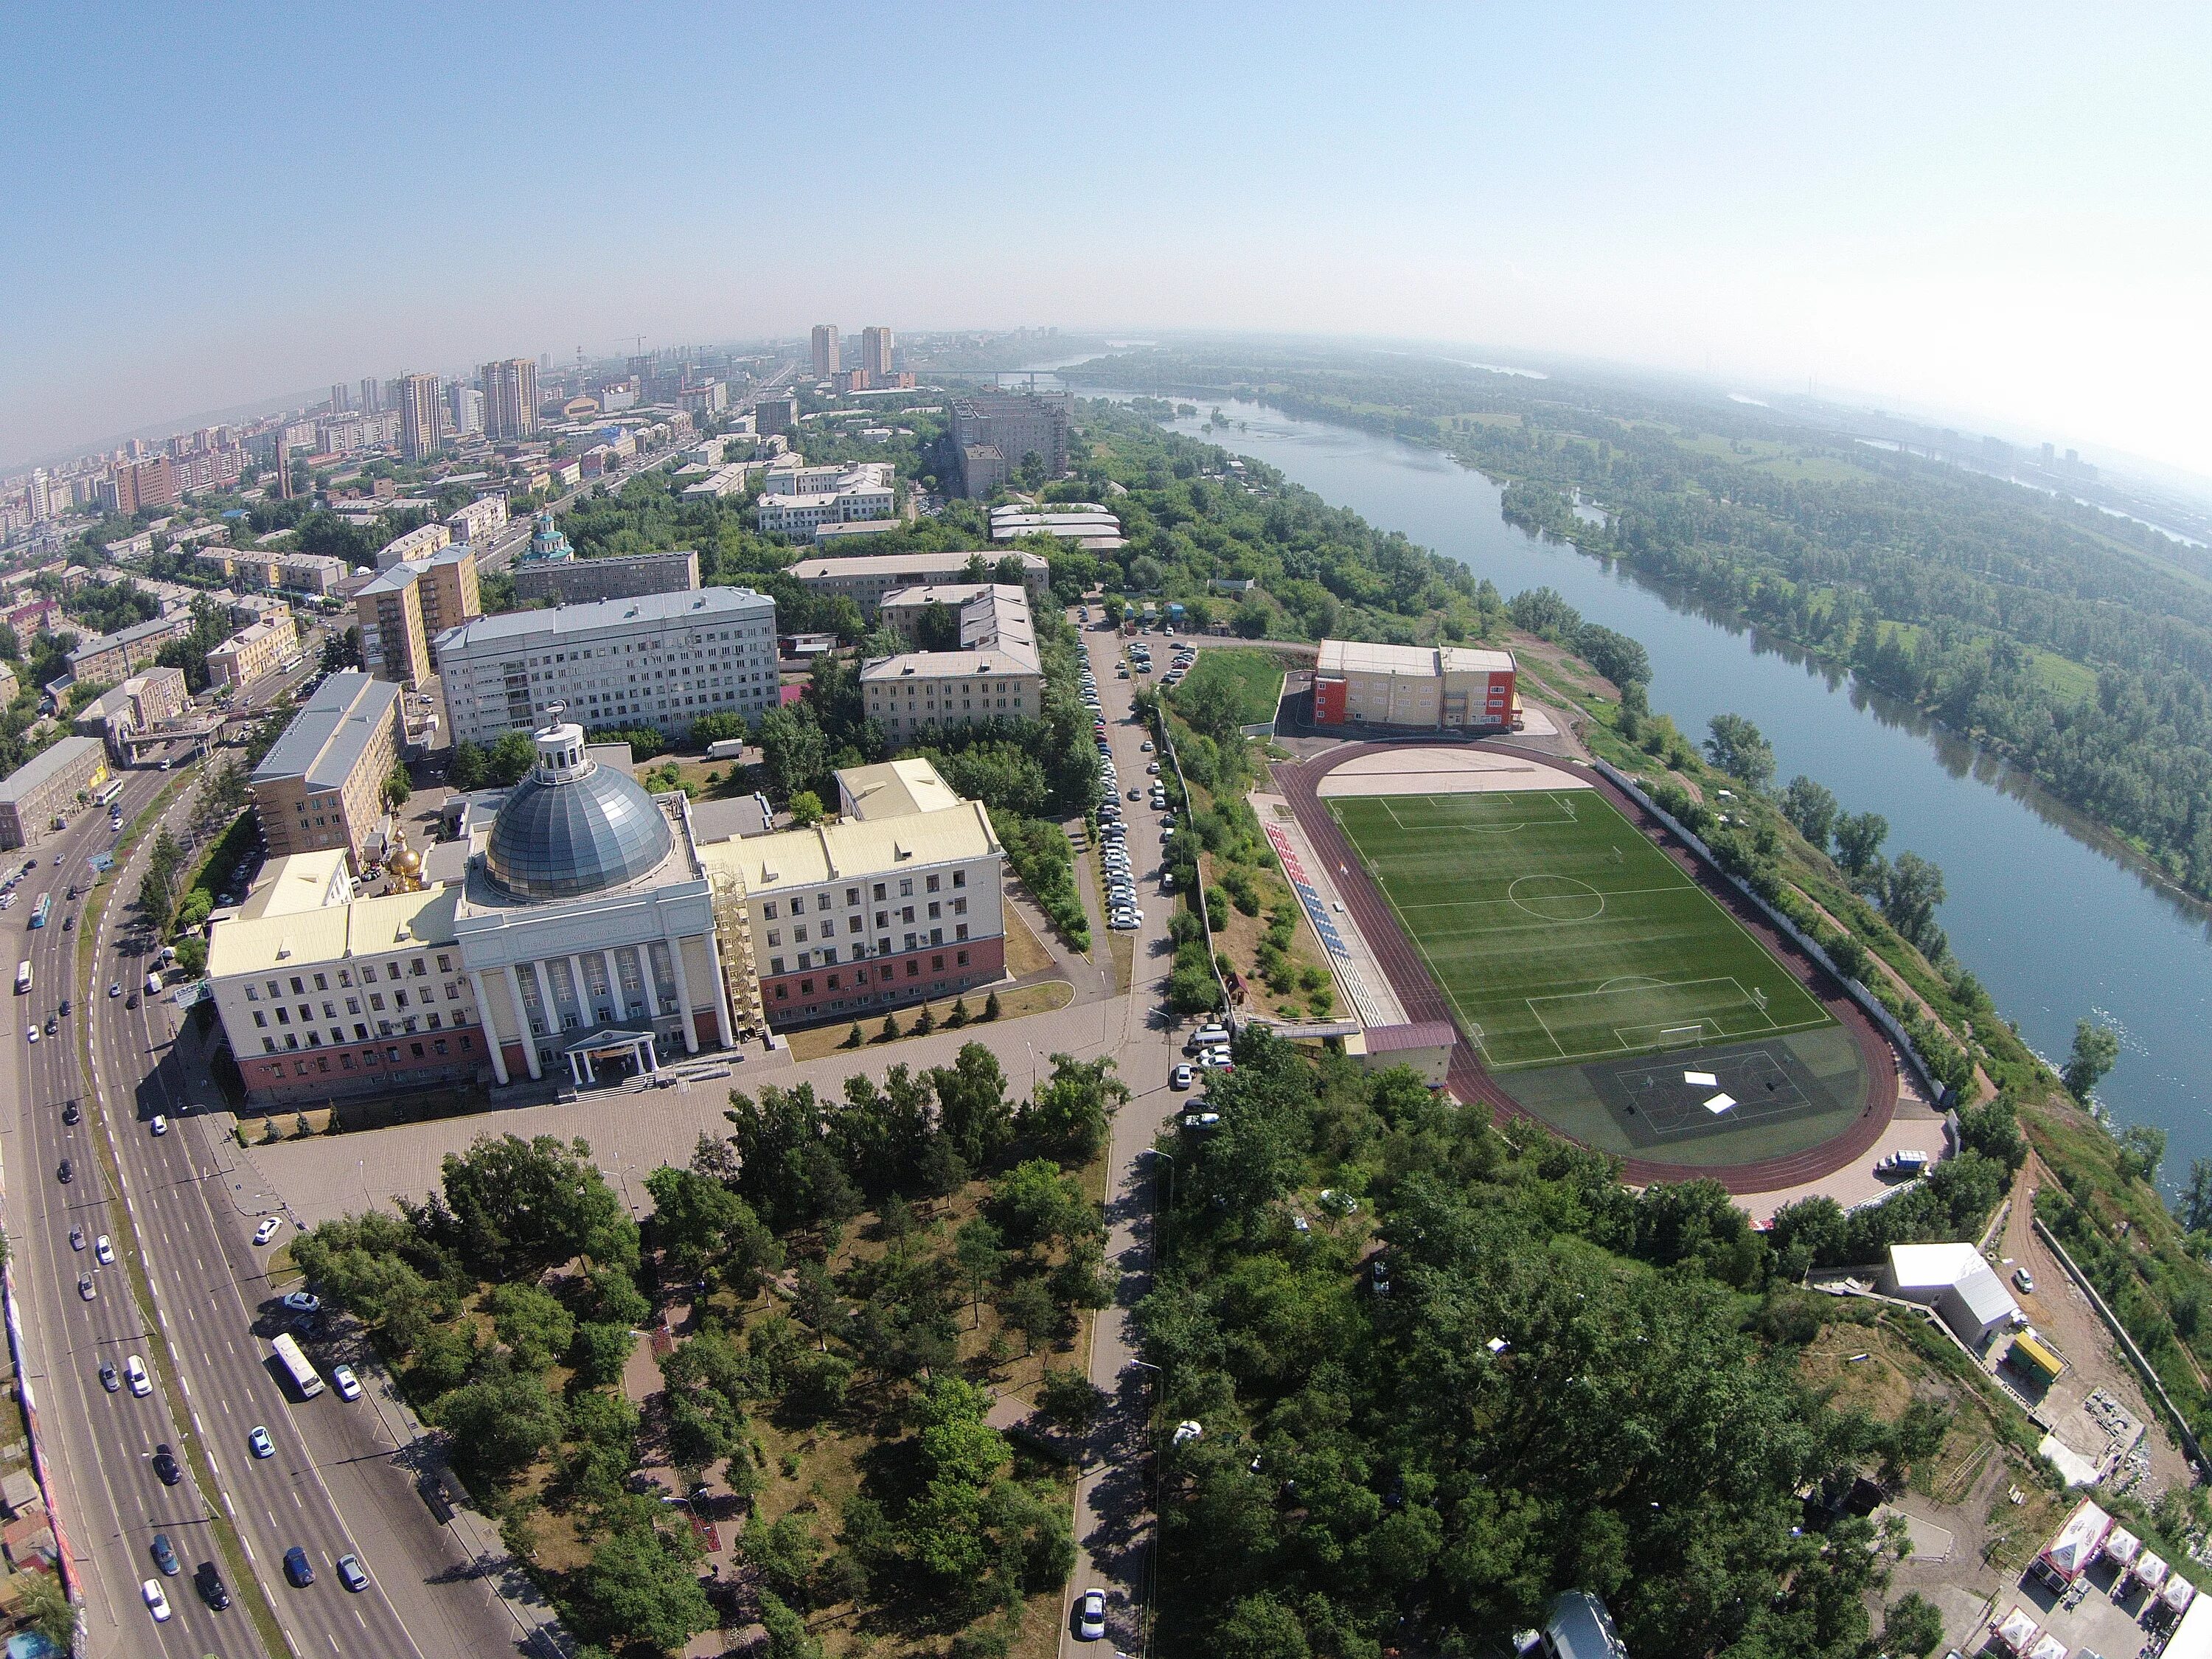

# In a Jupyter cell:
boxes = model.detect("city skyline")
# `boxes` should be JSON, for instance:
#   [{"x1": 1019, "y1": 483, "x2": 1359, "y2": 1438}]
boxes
[{"x1": 4, "y1": 4, "x2": 2209, "y2": 481}]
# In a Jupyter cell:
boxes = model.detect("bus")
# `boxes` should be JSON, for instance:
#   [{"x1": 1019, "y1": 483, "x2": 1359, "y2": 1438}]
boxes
[
  {"x1": 91, "y1": 780, "x2": 123, "y2": 811},
  {"x1": 27, "y1": 894, "x2": 50, "y2": 931},
  {"x1": 270, "y1": 1333, "x2": 324, "y2": 1399},
  {"x1": 13, "y1": 961, "x2": 28, "y2": 996}
]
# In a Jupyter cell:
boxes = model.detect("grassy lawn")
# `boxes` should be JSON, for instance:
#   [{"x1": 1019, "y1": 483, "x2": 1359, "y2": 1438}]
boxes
[
  {"x1": 1170, "y1": 647, "x2": 1291, "y2": 727},
  {"x1": 781, "y1": 980, "x2": 1074, "y2": 1061},
  {"x1": 1329, "y1": 789, "x2": 1830, "y2": 1069}
]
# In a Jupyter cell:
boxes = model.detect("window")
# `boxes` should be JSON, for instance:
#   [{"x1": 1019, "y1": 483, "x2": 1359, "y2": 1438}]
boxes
[
  {"x1": 872, "y1": 883, "x2": 886, "y2": 900},
  {"x1": 927, "y1": 902, "x2": 941, "y2": 920},
  {"x1": 313, "y1": 973, "x2": 328, "y2": 991},
  {"x1": 926, "y1": 873, "x2": 941, "y2": 893},
  {"x1": 953, "y1": 897, "x2": 967, "y2": 915},
  {"x1": 899, "y1": 878, "x2": 914, "y2": 897},
  {"x1": 953, "y1": 869, "x2": 966, "y2": 889},
  {"x1": 932, "y1": 955, "x2": 945, "y2": 971},
  {"x1": 957, "y1": 950, "x2": 970, "y2": 966},
  {"x1": 762, "y1": 901, "x2": 778, "y2": 919},
  {"x1": 815, "y1": 894, "x2": 832, "y2": 913},
  {"x1": 905, "y1": 961, "x2": 919, "y2": 977},
  {"x1": 846, "y1": 887, "x2": 860, "y2": 906},
  {"x1": 290, "y1": 976, "x2": 305, "y2": 995}
]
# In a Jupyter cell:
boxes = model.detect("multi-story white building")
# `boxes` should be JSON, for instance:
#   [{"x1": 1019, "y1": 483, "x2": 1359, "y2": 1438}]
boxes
[
  {"x1": 755, "y1": 462, "x2": 897, "y2": 538},
  {"x1": 209, "y1": 715, "x2": 739, "y2": 1104},
  {"x1": 444, "y1": 495, "x2": 509, "y2": 546},
  {"x1": 434, "y1": 586, "x2": 779, "y2": 745},
  {"x1": 698, "y1": 757, "x2": 1007, "y2": 1029},
  {"x1": 787, "y1": 549, "x2": 1050, "y2": 616},
  {"x1": 860, "y1": 585, "x2": 1045, "y2": 740}
]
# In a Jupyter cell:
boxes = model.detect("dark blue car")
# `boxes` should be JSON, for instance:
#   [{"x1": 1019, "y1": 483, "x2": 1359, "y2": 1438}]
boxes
[{"x1": 283, "y1": 1545, "x2": 314, "y2": 1587}]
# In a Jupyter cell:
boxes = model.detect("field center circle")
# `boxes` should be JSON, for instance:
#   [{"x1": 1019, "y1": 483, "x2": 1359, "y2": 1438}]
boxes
[{"x1": 1508, "y1": 874, "x2": 1604, "y2": 920}]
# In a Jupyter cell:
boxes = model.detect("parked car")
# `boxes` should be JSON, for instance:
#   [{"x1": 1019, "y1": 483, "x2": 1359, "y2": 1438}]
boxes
[
  {"x1": 1171, "y1": 1064, "x2": 1194, "y2": 1090},
  {"x1": 1075, "y1": 1588, "x2": 1107, "y2": 1642},
  {"x1": 2014, "y1": 1267, "x2": 2036, "y2": 1294},
  {"x1": 254, "y1": 1218, "x2": 282, "y2": 1245},
  {"x1": 282, "y1": 1291, "x2": 321, "y2": 1315},
  {"x1": 1188, "y1": 1023, "x2": 1230, "y2": 1051}
]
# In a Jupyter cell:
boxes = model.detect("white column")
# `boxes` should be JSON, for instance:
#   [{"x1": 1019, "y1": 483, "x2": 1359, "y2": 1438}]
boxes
[
  {"x1": 506, "y1": 962, "x2": 541, "y2": 1080},
  {"x1": 602, "y1": 948, "x2": 622, "y2": 1019},
  {"x1": 566, "y1": 953, "x2": 590, "y2": 1024},
  {"x1": 664, "y1": 933, "x2": 699, "y2": 1054},
  {"x1": 468, "y1": 969, "x2": 509, "y2": 1086},
  {"x1": 702, "y1": 924, "x2": 735, "y2": 1049}
]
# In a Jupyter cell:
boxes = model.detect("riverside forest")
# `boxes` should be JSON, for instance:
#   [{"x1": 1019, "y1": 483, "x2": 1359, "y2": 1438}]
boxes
[{"x1": 1074, "y1": 347, "x2": 2212, "y2": 900}]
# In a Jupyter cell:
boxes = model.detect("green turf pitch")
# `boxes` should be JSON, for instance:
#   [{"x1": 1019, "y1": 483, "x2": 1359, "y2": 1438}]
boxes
[{"x1": 1329, "y1": 790, "x2": 1833, "y2": 1070}]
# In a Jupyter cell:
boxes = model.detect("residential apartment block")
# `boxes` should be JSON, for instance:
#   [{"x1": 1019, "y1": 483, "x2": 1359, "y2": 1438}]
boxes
[
  {"x1": 355, "y1": 546, "x2": 479, "y2": 688},
  {"x1": 377, "y1": 521, "x2": 452, "y2": 568},
  {"x1": 511, "y1": 548, "x2": 698, "y2": 608},
  {"x1": 444, "y1": 496, "x2": 509, "y2": 546},
  {"x1": 0, "y1": 737, "x2": 108, "y2": 849},
  {"x1": 207, "y1": 613, "x2": 299, "y2": 689},
  {"x1": 948, "y1": 390, "x2": 1071, "y2": 496},
  {"x1": 754, "y1": 463, "x2": 897, "y2": 538},
  {"x1": 481, "y1": 358, "x2": 539, "y2": 441},
  {"x1": 250, "y1": 672, "x2": 402, "y2": 869},
  {"x1": 66, "y1": 611, "x2": 197, "y2": 686},
  {"x1": 434, "y1": 586, "x2": 778, "y2": 745}
]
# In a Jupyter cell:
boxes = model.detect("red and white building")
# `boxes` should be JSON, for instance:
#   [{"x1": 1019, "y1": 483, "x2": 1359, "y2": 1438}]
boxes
[{"x1": 1311, "y1": 639, "x2": 1519, "y2": 733}]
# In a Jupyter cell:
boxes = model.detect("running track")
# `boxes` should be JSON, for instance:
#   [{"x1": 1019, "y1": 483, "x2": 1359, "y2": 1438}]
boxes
[{"x1": 1270, "y1": 742, "x2": 1899, "y2": 1194}]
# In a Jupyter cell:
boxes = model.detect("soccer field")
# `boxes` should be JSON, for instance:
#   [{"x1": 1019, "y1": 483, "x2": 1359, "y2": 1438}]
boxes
[{"x1": 1331, "y1": 789, "x2": 1833, "y2": 1071}]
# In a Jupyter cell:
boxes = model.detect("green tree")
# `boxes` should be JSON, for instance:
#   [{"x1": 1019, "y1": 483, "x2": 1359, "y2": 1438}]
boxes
[
  {"x1": 757, "y1": 703, "x2": 830, "y2": 801},
  {"x1": 788, "y1": 788, "x2": 825, "y2": 826},
  {"x1": 487, "y1": 1281, "x2": 576, "y2": 1370},
  {"x1": 758, "y1": 1590, "x2": 823, "y2": 1659},
  {"x1": 998, "y1": 1277, "x2": 1057, "y2": 1357},
  {"x1": 486, "y1": 730, "x2": 537, "y2": 785},
  {"x1": 2063, "y1": 1019, "x2": 2120, "y2": 1101},
  {"x1": 1881, "y1": 851, "x2": 1947, "y2": 956},
  {"x1": 1779, "y1": 775, "x2": 1839, "y2": 851},
  {"x1": 1023, "y1": 1052, "x2": 1128, "y2": 1161},
  {"x1": 1880, "y1": 1591, "x2": 1945, "y2": 1657},
  {"x1": 954, "y1": 1218, "x2": 1006, "y2": 1325},
  {"x1": 438, "y1": 1133, "x2": 636, "y2": 1278},
  {"x1": 2118, "y1": 1122, "x2": 2167, "y2": 1186},
  {"x1": 1833, "y1": 810, "x2": 1889, "y2": 877},
  {"x1": 580, "y1": 1527, "x2": 715, "y2": 1653},
  {"x1": 990, "y1": 1159, "x2": 1088, "y2": 1251},
  {"x1": 1037, "y1": 1366, "x2": 1106, "y2": 1436},
  {"x1": 17, "y1": 1568, "x2": 76, "y2": 1649},
  {"x1": 426, "y1": 1364, "x2": 565, "y2": 1478},
  {"x1": 1215, "y1": 1593, "x2": 1310, "y2": 1659},
  {"x1": 447, "y1": 739, "x2": 488, "y2": 791},
  {"x1": 1703, "y1": 712, "x2": 1775, "y2": 791},
  {"x1": 2178, "y1": 1158, "x2": 2212, "y2": 1234}
]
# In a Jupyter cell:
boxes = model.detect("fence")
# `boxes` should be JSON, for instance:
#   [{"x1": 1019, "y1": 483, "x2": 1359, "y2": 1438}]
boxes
[{"x1": 1591, "y1": 759, "x2": 1950, "y2": 1107}]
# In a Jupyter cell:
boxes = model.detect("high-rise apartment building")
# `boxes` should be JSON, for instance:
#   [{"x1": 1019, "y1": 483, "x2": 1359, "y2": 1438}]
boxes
[
  {"x1": 449, "y1": 383, "x2": 484, "y2": 437},
  {"x1": 481, "y1": 358, "x2": 540, "y2": 441},
  {"x1": 330, "y1": 383, "x2": 352, "y2": 414},
  {"x1": 27, "y1": 470, "x2": 52, "y2": 523},
  {"x1": 398, "y1": 373, "x2": 443, "y2": 460},
  {"x1": 810, "y1": 324, "x2": 840, "y2": 380},
  {"x1": 860, "y1": 327, "x2": 894, "y2": 378},
  {"x1": 108, "y1": 455, "x2": 180, "y2": 515},
  {"x1": 754, "y1": 394, "x2": 799, "y2": 437},
  {"x1": 359, "y1": 377, "x2": 382, "y2": 414},
  {"x1": 948, "y1": 390, "x2": 1072, "y2": 496}
]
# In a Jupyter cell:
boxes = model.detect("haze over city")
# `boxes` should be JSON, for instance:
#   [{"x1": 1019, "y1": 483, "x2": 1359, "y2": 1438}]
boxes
[{"x1": 5, "y1": 2, "x2": 2208, "y2": 478}]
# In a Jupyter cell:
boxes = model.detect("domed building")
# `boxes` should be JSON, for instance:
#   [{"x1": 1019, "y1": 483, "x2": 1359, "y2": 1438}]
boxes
[{"x1": 209, "y1": 709, "x2": 743, "y2": 1102}]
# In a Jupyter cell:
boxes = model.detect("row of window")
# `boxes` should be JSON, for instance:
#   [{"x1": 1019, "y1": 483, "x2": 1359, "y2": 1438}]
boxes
[
  {"x1": 766, "y1": 899, "x2": 967, "y2": 946},
  {"x1": 244, "y1": 955, "x2": 446, "y2": 1001},
  {"x1": 759, "y1": 869, "x2": 966, "y2": 919},
  {"x1": 257, "y1": 1034, "x2": 472, "y2": 1079},
  {"x1": 768, "y1": 923, "x2": 967, "y2": 975},
  {"x1": 771, "y1": 947, "x2": 972, "y2": 1002}
]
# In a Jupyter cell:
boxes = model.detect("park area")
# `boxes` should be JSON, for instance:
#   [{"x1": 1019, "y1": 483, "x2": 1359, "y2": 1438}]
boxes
[{"x1": 1329, "y1": 788, "x2": 1832, "y2": 1069}]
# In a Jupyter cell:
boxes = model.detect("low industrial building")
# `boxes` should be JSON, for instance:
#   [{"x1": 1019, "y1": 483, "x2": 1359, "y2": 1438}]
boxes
[
  {"x1": 207, "y1": 613, "x2": 299, "y2": 689},
  {"x1": 1312, "y1": 639, "x2": 1520, "y2": 732},
  {"x1": 434, "y1": 585, "x2": 778, "y2": 745},
  {"x1": 1879, "y1": 1242, "x2": 2021, "y2": 1346},
  {"x1": 988, "y1": 503, "x2": 1127, "y2": 552},
  {"x1": 443, "y1": 495, "x2": 509, "y2": 546},
  {"x1": 250, "y1": 672, "x2": 403, "y2": 870},
  {"x1": 0, "y1": 737, "x2": 109, "y2": 849},
  {"x1": 786, "y1": 549, "x2": 1049, "y2": 616}
]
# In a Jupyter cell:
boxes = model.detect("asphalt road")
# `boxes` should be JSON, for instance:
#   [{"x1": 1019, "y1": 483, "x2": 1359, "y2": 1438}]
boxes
[{"x1": 4, "y1": 767, "x2": 533, "y2": 1658}]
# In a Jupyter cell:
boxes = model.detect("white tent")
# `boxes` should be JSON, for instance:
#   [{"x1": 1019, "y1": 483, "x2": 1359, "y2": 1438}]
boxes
[
  {"x1": 1991, "y1": 1607, "x2": 2040, "y2": 1654},
  {"x1": 2025, "y1": 1637, "x2": 2068, "y2": 1659},
  {"x1": 2164, "y1": 1595, "x2": 2212, "y2": 1659},
  {"x1": 2135, "y1": 1550, "x2": 2172, "y2": 1595},
  {"x1": 2104, "y1": 1525, "x2": 2143, "y2": 1571},
  {"x1": 2166, "y1": 1575, "x2": 2198, "y2": 1616},
  {"x1": 2032, "y1": 1498, "x2": 2113, "y2": 1587}
]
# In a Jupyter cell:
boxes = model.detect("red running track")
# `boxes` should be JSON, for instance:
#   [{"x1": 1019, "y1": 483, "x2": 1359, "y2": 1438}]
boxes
[{"x1": 1270, "y1": 743, "x2": 1899, "y2": 1195}]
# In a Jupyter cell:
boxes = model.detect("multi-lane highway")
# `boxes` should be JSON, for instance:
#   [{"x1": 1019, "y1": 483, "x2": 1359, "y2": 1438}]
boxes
[{"x1": 4, "y1": 762, "x2": 532, "y2": 1658}]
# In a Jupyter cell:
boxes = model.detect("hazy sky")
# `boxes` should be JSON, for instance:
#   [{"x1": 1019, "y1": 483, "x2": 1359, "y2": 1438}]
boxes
[{"x1": 5, "y1": 3, "x2": 2208, "y2": 476}]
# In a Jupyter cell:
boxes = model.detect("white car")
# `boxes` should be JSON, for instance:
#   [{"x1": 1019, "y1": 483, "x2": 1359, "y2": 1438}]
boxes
[
  {"x1": 331, "y1": 1364, "x2": 362, "y2": 1402},
  {"x1": 1171, "y1": 1064, "x2": 1194, "y2": 1090},
  {"x1": 1075, "y1": 1588, "x2": 1107, "y2": 1642},
  {"x1": 254, "y1": 1217, "x2": 282, "y2": 1245},
  {"x1": 24, "y1": 1026, "x2": 36, "y2": 1045},
  {"x1": 150, "y1": 1115, "x2": 168, "y2": 1136},
  {"x1": 1200, "y1": 1046, "x2": 1235, "y2": 1070},
  {"x1": 142, "y1": 1578, "x2": 172, "y2": 1623},
  {"x1": 1188, "y1": 1024, "x2": 1230, "y2": 1051},
  {"x1": 94, "y1": 1234, "x2": 114, "y2": 1265},
  {"x1": 126, "y1": 1354, "x2": 150, "y2": 1397},
  {"x1": 1109, "y1": 913, "x2": 1141, "y2": 931}
]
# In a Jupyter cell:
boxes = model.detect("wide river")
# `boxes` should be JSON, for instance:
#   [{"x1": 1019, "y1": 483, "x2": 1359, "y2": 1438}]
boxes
[{"x1": 1074, "y1": 387, "x2": 2212, "y2": 1186}]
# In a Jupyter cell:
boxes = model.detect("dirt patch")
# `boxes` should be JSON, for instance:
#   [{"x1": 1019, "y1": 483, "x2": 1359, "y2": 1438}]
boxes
[
  {"x1": 1003, "y1": 902, "x2": 1054, "y2": 978},
  {"x1": 1799, "y1": 1321, "x2": 1921, "y2": 1419}
]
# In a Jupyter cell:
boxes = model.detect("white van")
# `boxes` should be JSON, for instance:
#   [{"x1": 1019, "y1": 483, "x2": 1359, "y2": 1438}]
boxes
[{"x1": 145, "y1": 972, "x2": 163, "y2": 997}]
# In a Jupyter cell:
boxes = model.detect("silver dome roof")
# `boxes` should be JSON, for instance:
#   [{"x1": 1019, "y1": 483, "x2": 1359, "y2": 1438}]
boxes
[{"x1": 483, "y1": 715, "x2": 672, "y2": 901}]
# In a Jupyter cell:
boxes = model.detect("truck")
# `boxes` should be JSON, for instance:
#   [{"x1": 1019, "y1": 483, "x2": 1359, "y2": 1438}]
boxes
[{"x1": 706, "y1": 738, "x2": 748, "y2": 762}]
